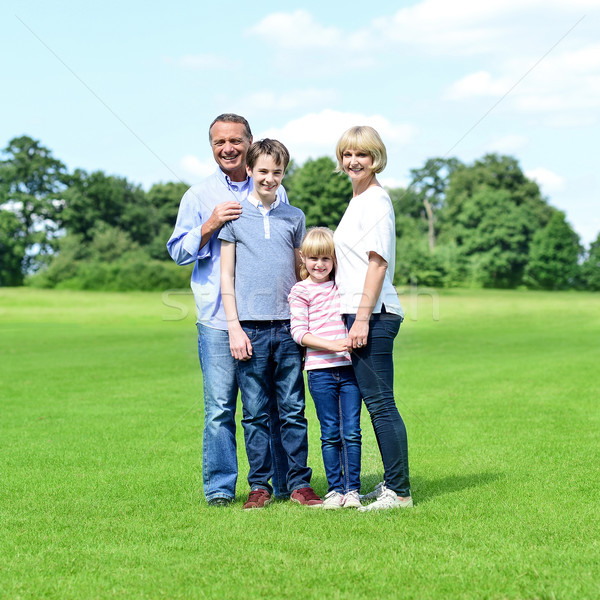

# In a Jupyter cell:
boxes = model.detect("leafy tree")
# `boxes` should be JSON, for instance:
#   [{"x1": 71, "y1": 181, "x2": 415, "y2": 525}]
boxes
[
  {"x1": 61, "y1": 169, "x2": 152, "y2": 245},
  {"x1": 146, "y1": 181, "x2": 189, "y2": 259},
  {"x1": 443, "y1": 154, "x2": 554, "y2": 287},
  {"x1": 0, "y1": 136, "x2": 68, "y2": 272},
  {"x1": 283, "y1": 157, "x2": 352, "y2": 230},
  {"x1": 0, "y1": 209, "x2": 27, "y2": 286},
  {"x1": 580, "y1": 232, "x2": 600, "y2": 291},
  {"x1": 409, "y1": 157, "x2": 462, "y2": 251},
  {"x1": 524, "y1": 211, "x2": 582, "y2": 290},
  {"x1": 454, "y1": 188, "x2": 542, "y2": 288}
]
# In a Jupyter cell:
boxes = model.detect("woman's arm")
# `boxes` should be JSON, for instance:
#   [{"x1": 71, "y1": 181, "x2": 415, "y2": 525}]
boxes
[
  {"x1": 220, "y1": 241, "x2": 253, "y2": 361},
  {"x1": 347, "y1": 251, "x2": 388, "y2": 349}
]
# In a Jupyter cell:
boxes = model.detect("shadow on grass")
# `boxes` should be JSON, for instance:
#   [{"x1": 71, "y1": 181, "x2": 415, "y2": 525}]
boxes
[{"x1": 360, "y1": 471, "x2": 505, "y2": 504}]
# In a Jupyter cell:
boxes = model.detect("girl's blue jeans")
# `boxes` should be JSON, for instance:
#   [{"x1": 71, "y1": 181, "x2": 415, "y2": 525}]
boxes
[{"x1": 307, "y1": 366, "x2": 362, "y2": 493}]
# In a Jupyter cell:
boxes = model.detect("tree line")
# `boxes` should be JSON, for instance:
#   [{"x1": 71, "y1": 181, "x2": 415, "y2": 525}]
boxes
[{"x1": 1, "y1": 135, "x2": 599, "y2": 291}]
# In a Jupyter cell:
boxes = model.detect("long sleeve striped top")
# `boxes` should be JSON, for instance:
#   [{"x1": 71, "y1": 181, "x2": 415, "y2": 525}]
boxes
[{"x1": 288, "y1": 279, "x2": 352, "y2": 371}]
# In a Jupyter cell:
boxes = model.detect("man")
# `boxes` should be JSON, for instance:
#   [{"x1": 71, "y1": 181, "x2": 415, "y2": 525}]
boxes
[{"x1": 167, "y1": 114, "x2": 289, "y2": 506}]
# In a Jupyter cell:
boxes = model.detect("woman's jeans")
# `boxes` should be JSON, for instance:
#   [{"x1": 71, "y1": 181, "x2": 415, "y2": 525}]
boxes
[
  {"x1": 307, "y1": 366, "x2": 362, "y2": 493},
  {"x1": 345, "y1": 311, "x2": 411, "y2": 497}
]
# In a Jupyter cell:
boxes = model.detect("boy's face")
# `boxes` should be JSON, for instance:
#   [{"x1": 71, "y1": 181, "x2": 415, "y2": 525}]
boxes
[{"x1": 247, "y1": 154, "x2": 285, "y2": 205}]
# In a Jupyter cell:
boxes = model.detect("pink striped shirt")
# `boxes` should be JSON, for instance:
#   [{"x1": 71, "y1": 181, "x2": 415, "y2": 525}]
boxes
[{"x1": 288, "y1": 279, "x2": 352, "y2": 371}]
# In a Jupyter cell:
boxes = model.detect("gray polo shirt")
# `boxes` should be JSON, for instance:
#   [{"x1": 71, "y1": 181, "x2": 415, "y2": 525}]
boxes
[{"x1": 219, "y1": 198, "x2": 305, "y2": 321}]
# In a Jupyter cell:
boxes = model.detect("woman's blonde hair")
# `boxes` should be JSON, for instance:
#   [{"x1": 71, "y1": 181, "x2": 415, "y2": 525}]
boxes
[
  {"x1": 300, "y1": 227, "x2": 337, "y2": 280},
  {"x1": 335, "y1": 125, "x2": 387, "y2": 174}
]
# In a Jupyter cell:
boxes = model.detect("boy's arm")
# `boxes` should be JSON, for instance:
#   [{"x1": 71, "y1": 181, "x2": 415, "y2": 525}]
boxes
[{"x1": 220, "y1": 241, "x2": 253, "y2": 361}]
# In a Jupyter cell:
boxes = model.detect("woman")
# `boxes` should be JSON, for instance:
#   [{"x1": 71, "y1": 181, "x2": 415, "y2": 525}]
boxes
[{"x1": 333, "y1": 125, "x2": 412, "y2": 511}]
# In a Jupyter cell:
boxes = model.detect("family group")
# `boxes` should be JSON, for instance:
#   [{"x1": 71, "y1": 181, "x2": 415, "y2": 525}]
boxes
[{"x1": 167, "y1": 114, "x2": 411, "y2": 512}]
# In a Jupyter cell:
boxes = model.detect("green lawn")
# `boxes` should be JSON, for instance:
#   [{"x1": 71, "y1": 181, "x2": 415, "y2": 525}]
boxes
[{"x1": 1, "y1": 287, "x2": 599, "y2": 600}]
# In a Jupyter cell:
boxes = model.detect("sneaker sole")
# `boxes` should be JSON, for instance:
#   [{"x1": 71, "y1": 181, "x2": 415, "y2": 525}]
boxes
[
  {"x1": 358, "y1": 499, "x2": 413, "y2": 512},
  {"x1": 290, "y1": 498, "x2": 323, "y2": 508}
]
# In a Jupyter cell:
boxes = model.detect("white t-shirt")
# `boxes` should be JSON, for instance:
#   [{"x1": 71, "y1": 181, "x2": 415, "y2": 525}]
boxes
[{"x1": 333, "y1": 185, "x2": 403, "y2": 317}]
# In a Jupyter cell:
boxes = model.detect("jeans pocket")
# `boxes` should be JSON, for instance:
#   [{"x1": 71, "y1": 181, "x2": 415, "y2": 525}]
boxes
[
  {"x1": 379, "y1": 314, "x2": 402, "y2": 337},
  {"x1": 241, "y1": 324, "x2": 258, "y2": 342}
]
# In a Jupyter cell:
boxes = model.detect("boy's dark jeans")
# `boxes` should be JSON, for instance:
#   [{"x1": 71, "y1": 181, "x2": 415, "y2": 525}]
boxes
[{"x1": 237, "y1": 320, "x2": 312, "y2": 494}]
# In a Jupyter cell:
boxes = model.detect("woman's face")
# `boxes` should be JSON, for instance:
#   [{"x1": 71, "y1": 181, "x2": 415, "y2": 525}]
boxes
[{"x1": 342, "y1": 148, "x2": 374, "y2": 186}]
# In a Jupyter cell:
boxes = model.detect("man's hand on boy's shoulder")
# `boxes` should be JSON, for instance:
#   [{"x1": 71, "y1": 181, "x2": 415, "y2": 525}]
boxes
[{"x1": 207, "y1": 201, "x2": 242, "y2": 230}]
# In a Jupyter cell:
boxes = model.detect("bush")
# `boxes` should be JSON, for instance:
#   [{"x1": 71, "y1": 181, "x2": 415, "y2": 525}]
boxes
[{"x1": 27, "y1": 227, "x2": 193, "y2": 292}]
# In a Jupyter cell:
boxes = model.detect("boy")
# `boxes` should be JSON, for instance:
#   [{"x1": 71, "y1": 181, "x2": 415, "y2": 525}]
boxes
[{"x1": 219, "y1": 139, "x2": 322, "y2": 509}]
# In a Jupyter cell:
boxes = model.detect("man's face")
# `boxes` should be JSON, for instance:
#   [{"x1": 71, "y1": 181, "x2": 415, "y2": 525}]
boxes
[{"x1": 209, "y1": 121, "x2": 252, "y2": 181}]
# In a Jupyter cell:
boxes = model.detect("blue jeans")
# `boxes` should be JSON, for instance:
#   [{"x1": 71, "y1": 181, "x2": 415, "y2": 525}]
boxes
[
  {"x1": 237, "y1": 320, "x2": 312, "y2": 494},
  {"x1": 307, "y1": 366, "x2": 362, "y2": 493},
  {"x1": 197, "y1": 324, "x2": 289, "y2": 501},
  {"x1": 345, "y1": 311, "x2": 411, "y2": 497}
]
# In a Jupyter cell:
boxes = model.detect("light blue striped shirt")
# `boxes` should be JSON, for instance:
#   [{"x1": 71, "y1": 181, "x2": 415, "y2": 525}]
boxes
[{"x1": 167, "y1": 167, "x2": 289, "y2": 329}]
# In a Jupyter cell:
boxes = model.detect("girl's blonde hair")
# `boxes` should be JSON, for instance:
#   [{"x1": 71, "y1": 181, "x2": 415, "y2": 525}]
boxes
[{"x1": 300, "y1": 227, "x2": 337, "y2": 281}]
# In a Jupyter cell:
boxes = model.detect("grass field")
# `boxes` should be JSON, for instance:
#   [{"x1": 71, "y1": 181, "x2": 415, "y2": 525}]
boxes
[{"x1": 1, "y1": 287, "x2": 599, "y2": 600}]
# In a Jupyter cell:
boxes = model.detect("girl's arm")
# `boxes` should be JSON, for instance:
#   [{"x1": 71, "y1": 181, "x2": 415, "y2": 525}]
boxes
[
  {"x1": 347, "y1": 251, "x2": 387, "y2": 349},
  {"x1": 300, "y1": 332, "x2": 349, "y2": 353},
  {"x1": 220, "y1": 241, "x2": 253, "y2": 361},
  {"x1": 289, "y1": 284, "x2": 349, "y2": 353}
]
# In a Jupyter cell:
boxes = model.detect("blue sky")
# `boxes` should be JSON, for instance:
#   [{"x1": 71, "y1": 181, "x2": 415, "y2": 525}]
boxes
[{"x1": 2, "y1": 0, "x2": 599, "y2": 245}]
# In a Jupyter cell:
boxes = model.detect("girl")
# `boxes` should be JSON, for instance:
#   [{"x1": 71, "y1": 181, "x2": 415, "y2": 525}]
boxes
[{"x1": 288, "y1": 227, "x2": 362, "y2": 509}]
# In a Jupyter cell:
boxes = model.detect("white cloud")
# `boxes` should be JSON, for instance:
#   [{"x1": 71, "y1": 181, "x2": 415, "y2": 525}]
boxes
[
  {"x1": 247, "y1": 10, "x2": 343, "y2": 49},
  {"x1": 486, "y1": 134, "x2": 529, "y2": 154},
  {"x1": 242, "y1": 89, "x2": 339, "y2": 112},
  {"x1": 525, "y1": 167, "x2": 566, "y2": 194},
  {"x1": 259, "y1": 110, "x2": 417, "y2": 163},
  {"x1": 179, "y1": 155, "x2": 215, "y2": 179},
  {"x1": 444, "y1": 71, "x2": 511, "y2": 100},
  {"x1": 372, "y1": 0, "x2": 597, "y2": 55},
  {"x1": 443, "y1": 42, "x2": 600, "y2": 118}
]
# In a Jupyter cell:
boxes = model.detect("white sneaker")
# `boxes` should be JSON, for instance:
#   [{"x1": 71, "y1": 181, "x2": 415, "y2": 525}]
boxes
[
  {"x1": 357, "y1": 486, "x2": 413, "y2": 512},
  {"x1": 342, "y1": 490, "x2": 362, "y2": 508},
  {"x1": 322, "y1": 491, "x2": 344, "y2": 510},
  {"x1": 359, "y1": 481, "x2": 385, "y2": 501}
]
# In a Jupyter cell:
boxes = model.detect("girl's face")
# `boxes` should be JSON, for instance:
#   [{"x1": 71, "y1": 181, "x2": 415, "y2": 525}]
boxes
[{"x1": 303, "y1": 253, "x2": 334, "y2": 283}]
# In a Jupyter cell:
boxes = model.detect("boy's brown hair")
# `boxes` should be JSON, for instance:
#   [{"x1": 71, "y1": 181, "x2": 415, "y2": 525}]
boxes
[{"x1": 246, "y1": 138, "x2": 290, "y2": 171}]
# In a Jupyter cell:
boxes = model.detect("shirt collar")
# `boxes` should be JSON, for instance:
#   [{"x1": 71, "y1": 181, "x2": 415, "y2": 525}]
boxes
[
  {"x1": 246, "y1": 193, "x2": 280, "y2": 211},
  {"x1": 216, "y1": 167, "x2": 251, "y2": 192}
]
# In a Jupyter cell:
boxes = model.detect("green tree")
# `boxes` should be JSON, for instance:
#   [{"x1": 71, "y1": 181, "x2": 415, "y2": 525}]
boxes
[
  {"x1": 580, "y1": 232, "x2": 600, "y2": 291},
  {"x1": 409, "y1": 157, "x2": 462, "y2": 251},
  {"x1": 0, "y1": 209, "x2": 27, "y2": 286},
  {"x1": 0, "y1": 136, "x2": 68, "y2": 272},
  {"x1": 443, "y1": 154, "x2": 554, "y2": 287},
  {"x1": 524, "y1": 211, "x2": 582, "y2": 290},
  {"x1": 61, "y1": 169, "x2": 152, "y2": 245},
  {"x1": 146, "y1": 181, "x2": 189, "y2": 259},
  {"x1": 283, "y1": 157, "x2": 352, "y2": 230}
]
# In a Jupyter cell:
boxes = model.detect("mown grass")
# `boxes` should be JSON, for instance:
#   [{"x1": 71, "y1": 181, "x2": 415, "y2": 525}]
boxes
[{"x1": 1, "y1": 287, "x2": 599, "y2": 599}]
